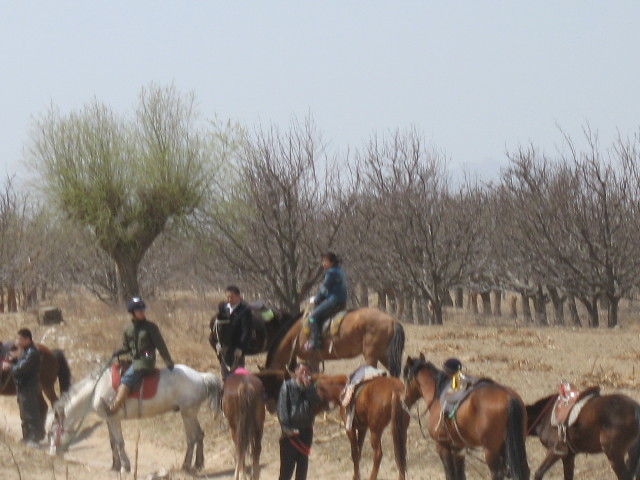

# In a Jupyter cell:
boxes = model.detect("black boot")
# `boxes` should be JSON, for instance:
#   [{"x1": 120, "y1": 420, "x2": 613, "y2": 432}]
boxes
[{"x1": 305, "y1": 318, "x2": 322, "y2": 350}]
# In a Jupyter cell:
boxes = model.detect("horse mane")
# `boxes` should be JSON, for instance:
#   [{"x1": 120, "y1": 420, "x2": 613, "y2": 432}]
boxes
[
  {"x1": 404, "y1": 357, "x2": 450, "y2": 398},
  {"x1": 264, "y1": 311, "x2": 303, "y2": 367}
]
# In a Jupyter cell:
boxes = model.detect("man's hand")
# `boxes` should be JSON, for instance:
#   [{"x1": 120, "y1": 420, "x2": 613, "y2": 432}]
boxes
[
  {"x1": 233, "y1": 348, "x2": 243, "y2": 361},
  {"x1": 1, "y1": 361, "x2": 11, "y2": 372}
]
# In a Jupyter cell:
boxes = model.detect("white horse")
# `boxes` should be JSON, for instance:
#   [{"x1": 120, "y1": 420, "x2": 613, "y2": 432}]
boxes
[{"x1": 49, "y1": 364, "x2": 222, "y2": 473}]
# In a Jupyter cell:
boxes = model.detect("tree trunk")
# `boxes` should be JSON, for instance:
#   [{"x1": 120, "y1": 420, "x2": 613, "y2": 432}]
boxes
[
  {"x1": 578, "y1": 296, "x2": 599, "y2": 328},
  {"x1": 567, "y1": 294, "x2": 582, "y2": 327},
  {"x1": 0, "y1": 286, "x2": 4, "y2": 313},
  {"x1": 404, "y1": 297, "x2": 414, "y2": 324},
  {"x1": 454, "y1": 288, "x2": 464, "y2": 308},
  {"x1": 546, "y1": 286, "x2": 565, "y2": 326},
  {"x1": 533, "y1": 285, "x2": 549, "y2": 326},
  {"x1": 480, "y1": 291, "x2": 492, "y2": 315},
  {"x1": 376, "y1": 290, "x2": 387, "y2": 311},
  {"x1": 509, "y1": 295, "x2": 517, "y2": 319},
  {"x1": 416, "y1": 297, "x2": 427, "y2": 325},
  {"x1": 607, "y1": 295, "x2": 619, "y2": 328},
  {"x1": 396, "y1": 296, "x2": 405, "y2": 321},
  {"x1": 470, "y1": 291, "x2": 479, "y2": 314},
  {"x1": 432, "y1": 300, "x2": 443, "y2": 325},
  {"x1": 114, "y1": 257, "x2": 141, "y2": 302},
  {"x1": 521, "y1": 292, "x2": 532, "y2": 324},
  {"x1": 7, "y1": 286, "x2": 17, "y2": 313},
  {"x1": 359, "y1": 283, "x2": 369, "y2": 307},
  {"x1": 493, "y1": 289, "x2": 502, "y2": 316}
]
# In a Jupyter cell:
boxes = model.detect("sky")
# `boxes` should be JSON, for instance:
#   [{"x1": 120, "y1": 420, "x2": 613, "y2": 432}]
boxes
[{"x1": 1, "y1": 2, "x2": 639, "y2": 183}]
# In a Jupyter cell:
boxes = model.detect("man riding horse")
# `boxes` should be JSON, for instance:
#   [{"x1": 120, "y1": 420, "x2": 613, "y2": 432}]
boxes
[{"x1": 305, "y1": 252, "x2": 348, "y2": 351}]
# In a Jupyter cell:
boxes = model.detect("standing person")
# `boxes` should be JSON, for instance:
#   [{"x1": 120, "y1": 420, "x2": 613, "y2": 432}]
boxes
[
  {"x1": 1, "y1": 328, "x2": 43, "y2": 446},
  {"x1": 104, "y1": 297, "x2": 174, "y2": 416},
  {"x1": 277, "y1": 362, "x2": 320, "y2": 480},
  {"x1": 305, "y1": 252, "x2": 348, "y2": 350},
  {"x1": 219, "y1": 285, "x2": 253, "y2": 379}
]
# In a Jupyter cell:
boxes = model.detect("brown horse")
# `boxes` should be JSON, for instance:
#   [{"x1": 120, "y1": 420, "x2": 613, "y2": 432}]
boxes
[
  {"x1": 222, "y1": 371, "x2": 266, "y2": 480},
  {"x1": 403, "y1": 354, "x2": 530, "y2": 480},
  {"x1": 526, "y1": 391, "x2": 640, "y2": 480},
  {"x1": 316, "y1": 373, "x2": 409, "y2": 480},
  {"x1": 0, "y1": 342, "x2": 71, "y2": 433},
  {"x1": 264, "y1": 307, "x2": 405, "y2": 376}
]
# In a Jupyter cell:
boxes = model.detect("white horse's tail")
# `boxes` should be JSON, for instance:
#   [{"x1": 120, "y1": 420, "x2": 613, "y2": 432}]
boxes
[{"x1": 202, "y1": 372, "x2": 223, "y2": 414}]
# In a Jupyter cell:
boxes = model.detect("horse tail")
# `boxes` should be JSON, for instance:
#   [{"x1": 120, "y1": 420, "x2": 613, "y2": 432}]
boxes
[
  {"x1": 202, "y1": 373, "x2": 223, "y2": 414},
  {"x1": 391, "y1": 390, "x2": 407, "y2": 477},
  {"x1": 236, "y1": 381, "x2": 259, "y2": 465},
  {"x1": 52, "y1": 349, "x2": 72, "y2": 393},
  {"x1": 387, "y1": 321, "x2": 405, "y2": 377},
  {"x1": 505, "y1": 397, "x2": 530, "y2": 480},
  {"x1": 626, "y1": 404, "x2": 640, "y2": 478}
]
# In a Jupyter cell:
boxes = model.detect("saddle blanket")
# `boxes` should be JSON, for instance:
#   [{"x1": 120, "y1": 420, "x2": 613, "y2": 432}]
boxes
[
  {"x1": 341, "y1": 365, "x2": 387, "y2": 431},
  {"x1": 111, "y1": 364, "x2": 160, "y2": 399}
]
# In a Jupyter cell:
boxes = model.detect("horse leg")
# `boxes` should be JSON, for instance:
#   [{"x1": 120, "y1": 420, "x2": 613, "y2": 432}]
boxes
[
  {"x1": 194, "y1": 420, "x2": 205, "y2": 471},
  {"x1": 561, "y1": 454, "x2": 576, "y2": 480},
  {"x1": 532, "y1": 449, "x2": 562, "y2": 480},
  {"x1": 436, "y1": 444, "x2": 457, "y2": 480},
  {"x1": 347, "y1": 426, "x2": 365, "y2": 480},
  {"x1": 252, "y1": 426, "x2": 262, "y2": 480},
  {"x1": 37, "y1": 391, "x2": 48, "y2": 440},
  {"x1": 606, "y1": 451, "x2": 633, "y2": 480},
  {"x1": 485, "y1": 448, "x2": 505, "y2": 480},
  {"x1": 180, "y1": 410, "x2": 200, "y2": 472},
  {"x1": 368, "y1": 429, "x2": 384, "y2": 480},
  {"x1": 452, "y1": 451, "x2": 466, "y2": 480},
  {"x1": 106, "y1": 419, "x2": 130, "y2": 473}
]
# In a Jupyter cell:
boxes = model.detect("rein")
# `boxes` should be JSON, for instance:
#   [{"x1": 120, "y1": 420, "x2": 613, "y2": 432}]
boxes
[{"x1": 526, "y1": 395, "x2": 556, "y2": 436}]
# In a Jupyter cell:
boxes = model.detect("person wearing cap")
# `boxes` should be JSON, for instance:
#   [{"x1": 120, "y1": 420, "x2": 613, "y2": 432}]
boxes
[
  {"x1": 1, "y1": 328, "x2": 43, "y2": 445},
  {"x1": 104, "y1": 297, "x2": 174, "y2": 416},
  {"x1": 277, "y1": 362, "x2": 320, "y2": 480},
  {"x1": 442, "y1": 357, "x2": 464, "y2": 390}
]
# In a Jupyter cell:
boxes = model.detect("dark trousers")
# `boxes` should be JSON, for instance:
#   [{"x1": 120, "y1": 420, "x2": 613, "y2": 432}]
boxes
[
  {"x1": 278, "y1": 427, "x2": 313, "y2": 480},
  {"x1": 17, "y1": 382, "x2": 43, "y2": 442}
]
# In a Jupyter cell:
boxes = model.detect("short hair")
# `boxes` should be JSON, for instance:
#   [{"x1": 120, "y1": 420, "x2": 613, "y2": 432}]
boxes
[
  {"x1": 17, "y1": 328, "x2": 32, "y2": 340},
  {"x1": 225, "y1": 285, "x2": 241, "y2": 296},
  {"x1": 321, "y1": 251, "x2": 340, "y2": 265},
  {"x1": 295, "y1": 361, "x2": 311, "y2": 371}
]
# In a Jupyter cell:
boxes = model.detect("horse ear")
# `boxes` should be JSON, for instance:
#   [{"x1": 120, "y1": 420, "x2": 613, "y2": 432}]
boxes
[
  {"x1": 405, "y1": 355, "x2": 413, "y2": 366},
  {"x1": 419, "y1": 352, "x2": 425, "y2": 361}
]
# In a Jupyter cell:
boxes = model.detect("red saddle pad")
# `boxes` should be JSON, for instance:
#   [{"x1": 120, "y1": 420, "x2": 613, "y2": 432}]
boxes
[{"x1": 111, "y1": 364, "x2": 160, "y2": 399}]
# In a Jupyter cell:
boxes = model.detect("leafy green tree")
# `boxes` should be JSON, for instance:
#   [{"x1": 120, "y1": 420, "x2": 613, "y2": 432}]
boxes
[{"x1": 30, "y1": 85, "x2": 213, "y2": 300}]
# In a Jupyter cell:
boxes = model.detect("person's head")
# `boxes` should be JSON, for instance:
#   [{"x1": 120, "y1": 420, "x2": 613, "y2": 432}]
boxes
[
  {"x1": 126, "y1": 297, "x2": 146, "y2": 320},
  {"x1": 442, "y1": 357, "x2": 462, "y2": 377},
  {"x1": 16, "y1": 328, "x2": 33, "y2": 348},
  {"x1": 321, "y1": 251, "x2": 340, "y2": 270},
  {"x1": 225, "y1": 285, "x2": 242, "y2": 306},
  {"x1": 294, "y1": 362, "x2": 312, "y2": 385}
]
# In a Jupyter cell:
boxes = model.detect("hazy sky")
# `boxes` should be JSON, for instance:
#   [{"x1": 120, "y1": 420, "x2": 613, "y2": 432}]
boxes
[{"x1": 2, "y1": 2, "x2": 639, "y2": 182}]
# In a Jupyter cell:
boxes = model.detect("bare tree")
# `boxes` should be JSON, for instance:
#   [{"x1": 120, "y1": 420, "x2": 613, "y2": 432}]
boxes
[{"x1": 199, "y1": 116, "x2": 350, "y2": 312}]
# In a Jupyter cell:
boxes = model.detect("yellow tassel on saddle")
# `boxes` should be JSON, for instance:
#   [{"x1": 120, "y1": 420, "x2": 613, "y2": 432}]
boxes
[{"x1": 451, "y1": 371, "x2": 462, "y2": 390}]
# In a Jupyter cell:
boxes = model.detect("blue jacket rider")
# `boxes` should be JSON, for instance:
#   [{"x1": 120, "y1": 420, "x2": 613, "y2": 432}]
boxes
[{"x1": 305, "y1": 252, "x2": 348, "y2": 350}]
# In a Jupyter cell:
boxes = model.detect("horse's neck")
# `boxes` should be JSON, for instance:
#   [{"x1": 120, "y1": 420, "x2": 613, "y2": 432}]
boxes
[
  {"x1": 270, "y1": 321, "x2": 302, "y2": 368},
  {"x1": 63, "y1": 371, "x2": 105, "y2": 425}
]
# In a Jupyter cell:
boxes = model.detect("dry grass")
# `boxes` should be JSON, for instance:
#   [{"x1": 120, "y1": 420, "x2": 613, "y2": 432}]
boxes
[{"x1": 1, "y1": 292, "x2": 640, "y2": 479}]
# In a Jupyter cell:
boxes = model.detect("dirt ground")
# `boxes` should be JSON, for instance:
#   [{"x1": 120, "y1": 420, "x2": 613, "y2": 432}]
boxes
[{"x1": 2, "y1": 292, "x2": 640, "y2": 479}]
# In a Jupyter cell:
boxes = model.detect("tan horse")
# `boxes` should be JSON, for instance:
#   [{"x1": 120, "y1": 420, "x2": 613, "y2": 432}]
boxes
[{"x1": 264, "y1": 307, "x2": 405, "y2": 376}]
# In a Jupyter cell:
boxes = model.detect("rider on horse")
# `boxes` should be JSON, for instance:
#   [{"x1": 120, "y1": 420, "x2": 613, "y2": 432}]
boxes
[
  {"x1": 104, "y1": 297, "x2": 175, "y2": 416},
  {"x1": 305, "y1": 252, "x2": 348, "y2": 351}
]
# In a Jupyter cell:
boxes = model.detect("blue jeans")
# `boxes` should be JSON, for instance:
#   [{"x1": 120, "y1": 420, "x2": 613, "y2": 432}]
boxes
[
  {"x1": 310, "y1": 297, "x2": 345, "y2": 326},
  {"x1": 120, "y1": 365, "x2": 147, "y2": 388}
]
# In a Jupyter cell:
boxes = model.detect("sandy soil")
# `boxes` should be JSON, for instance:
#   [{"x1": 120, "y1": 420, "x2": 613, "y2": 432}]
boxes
[{"x1": 2, "y1": 296, "x2": 640, "y2": 479}]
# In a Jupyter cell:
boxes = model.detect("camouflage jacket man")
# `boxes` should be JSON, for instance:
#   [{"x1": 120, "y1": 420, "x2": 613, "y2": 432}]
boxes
[{"x1": 115, "y1": 318, "x2": 174, "y2": 372}]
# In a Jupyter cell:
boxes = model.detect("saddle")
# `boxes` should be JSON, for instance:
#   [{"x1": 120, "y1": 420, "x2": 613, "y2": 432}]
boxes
[
  {"x1": 340, "y1": 366, "x2": 387, "y2": 431},
  {"x1": 301, "y1": 309, "x2": 348, "y2": 341},
  {"x1": 439, "y1": 374, "x2": 488, "y2": 419},
  {"x1": 551, "y1": 384, "x2": 600, "y2": 427},
  {"x1": 111, "y1": 363, "x2": 160, "y2": 400}
]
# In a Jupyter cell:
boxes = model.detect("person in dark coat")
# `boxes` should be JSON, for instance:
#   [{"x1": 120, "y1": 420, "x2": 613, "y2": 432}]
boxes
[
  {"x1": 219, "y1": 285, "x2": 253, "y2": 379},
  {"x1": 105, "y1": 297, "x2": 174, "y2": 415},
  {"x1": 277, "y1": 362, "x2": 320, "y2": 480},
  {"x1": 2, "y1": 328, "x2": 43, "y2": 445},
  {"x1": 305, "y1": 252, "x2": 348, "y2": 350}
]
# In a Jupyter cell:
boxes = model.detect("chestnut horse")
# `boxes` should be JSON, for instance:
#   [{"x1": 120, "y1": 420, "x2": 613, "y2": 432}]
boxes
[
  {"x1": 526, "y1": 391, "x2": 640, "y2": 480},
  {"x1": 316, "y1": 373, "x2": 409, "y2": 480},
  {"x1": 0, "y1": 341, "x2": 71, "y2": 433},
  {"x1": 222, "y1": 371, "x2": 266, "y2": 480},
  {"x1": 403, "y1": 354, "x2": 529, "y2": 480},
  {"x1": 264, "y1": 307, "x2": 405, "y2": 376}
]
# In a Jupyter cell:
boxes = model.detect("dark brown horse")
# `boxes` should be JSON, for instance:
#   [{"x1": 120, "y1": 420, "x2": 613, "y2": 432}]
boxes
[
  {"x1": 403, "y1": 354, "x2": 529, "y2": 480},
  {"x1": 222, "y1": 371, "x2": 266, "y2": 480},
  {"x1": 316, "y1": 373, "x2": 409, "y2": 480},
  {"x1": 526, "y1": 391, "x2": 640, "y2": 480},
  {"x1": 264, "y1": 307, "x2": 405, "y2": 376},
  {"x1": 0, "y1": 341, "x2": 71, "y2": 433}
]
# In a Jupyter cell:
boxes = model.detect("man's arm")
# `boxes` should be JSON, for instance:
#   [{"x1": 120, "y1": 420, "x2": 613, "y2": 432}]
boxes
[
  {"x1": 11, "y1": 348, "x2": 39, "y2": 378},
  {"x1": 277, "y1": 382, "x2": 292, "y2": 431},
  {"x1": 150, "y1": 324, "x2": 174, "y2": 369}
]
